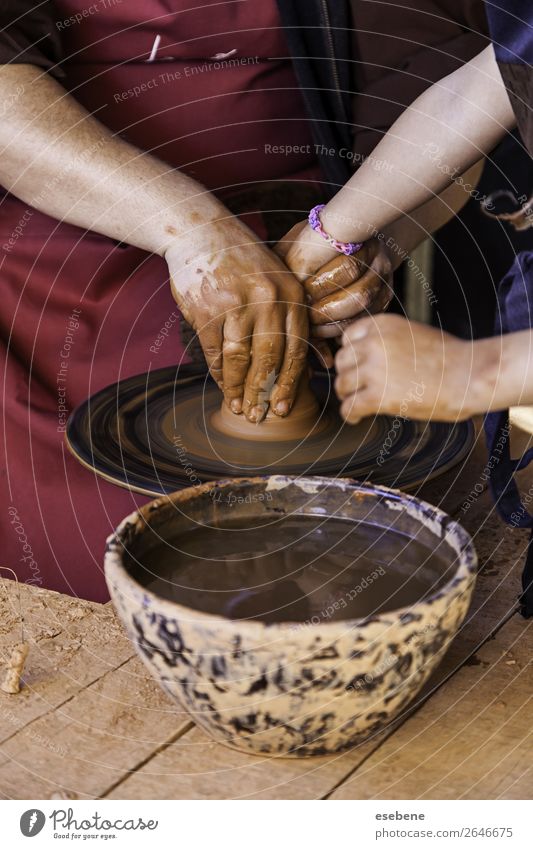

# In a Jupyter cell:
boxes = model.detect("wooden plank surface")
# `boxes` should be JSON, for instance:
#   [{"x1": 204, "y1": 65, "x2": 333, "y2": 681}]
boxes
[
  {"x1": 330, "y1": 612, "x2": 532, "y2": 800},
  {"x1": 0, "y1": 655, "x2": 192, "y2": 800},
  {"x1": 0, "y1": 583, "x2": 195, "y2": 800},
  {"x1": 103, "y1": 489, "x2": 531, "y2": 800},
  {"x1": 328, "y1": 424, "x2": 533, "y2": 801},
  {"x1": 0, "y1": 581, "x2": 134, "y2": 742},
  {"x1": 0, "y1": 417, "x2": 531, "y2": 800}
]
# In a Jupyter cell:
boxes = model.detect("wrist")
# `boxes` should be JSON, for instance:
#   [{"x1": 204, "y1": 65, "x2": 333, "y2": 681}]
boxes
[
  {"x1": 317, "y1": 203, "x2": 364, "y2": 246},
  {"x1": 163, "y1": 208, "x2": 256, "y2": 266},
  {"x1": 377, "y1": 233, "x2": 399, "y2": 269},
  {"x1": 308, "y1": 204, "x2": 364, "y2": 256},
  {"x1": 445, "y1": 335, "x2": 531, "y2": 418}
]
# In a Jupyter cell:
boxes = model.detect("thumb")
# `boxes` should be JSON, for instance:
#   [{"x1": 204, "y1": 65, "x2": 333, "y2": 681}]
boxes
[
  {"x1": 274, "y1": 220, "x2": 307, "y2": 263},
  {"x1": 276, "y1": 220, "x2": 333, "y2": 282},
  {"x1": 286, "y1": 224, "x2": 341, "y2": 282}
]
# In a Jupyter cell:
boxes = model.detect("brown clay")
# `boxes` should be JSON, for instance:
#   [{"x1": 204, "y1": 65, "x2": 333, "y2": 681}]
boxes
[
  {"x1": 212, "y1": 378, "x2": 327, "y2": 442},
  {"x1": 162, "y1": 376, "x2": 370, "y2": 475}
]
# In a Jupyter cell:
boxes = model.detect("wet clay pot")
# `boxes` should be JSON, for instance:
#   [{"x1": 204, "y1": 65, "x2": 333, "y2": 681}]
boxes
[{"x1": 104, "y1": 476, "x2": 477, "y2": 757}]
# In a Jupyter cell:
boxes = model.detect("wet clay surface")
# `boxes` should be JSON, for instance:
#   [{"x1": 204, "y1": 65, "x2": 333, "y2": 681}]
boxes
[
  {"x1": 212, "y1": 379, "x2": 326, "y2": 442},
  {"x1": 128, "y1": 515, "x2": 451, "y2": 623},
  {"x1": 161, "y1": 379, "x2": 372, "y2": 472}
]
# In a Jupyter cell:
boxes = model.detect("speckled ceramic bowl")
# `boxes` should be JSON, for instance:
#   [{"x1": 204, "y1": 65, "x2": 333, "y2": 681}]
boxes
[{"x1": 104, "y1": 476, "x2": 477, "y2": 757}]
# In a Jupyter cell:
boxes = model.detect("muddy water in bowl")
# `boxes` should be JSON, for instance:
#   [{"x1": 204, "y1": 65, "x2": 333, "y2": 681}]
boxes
[
  {"x1": 105, "y1": 477, "x2": 477, "y2": 757},
  {"x1": 128, "y1": 515, "x2": 450, "y2": 624}
]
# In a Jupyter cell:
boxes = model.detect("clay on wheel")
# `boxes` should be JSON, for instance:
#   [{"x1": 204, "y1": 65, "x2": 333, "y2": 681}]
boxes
[
  {"x1": 65, "y1": 363, "x2": 475, "y2": 494},
  {"x1": 212, "y1": 380, "x2": 328, "y2": 442}
]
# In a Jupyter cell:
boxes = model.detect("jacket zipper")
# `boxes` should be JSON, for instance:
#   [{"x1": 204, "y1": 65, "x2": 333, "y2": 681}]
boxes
[{"x1": 320, "y1": 0, "x2": 346, "y2": 124}]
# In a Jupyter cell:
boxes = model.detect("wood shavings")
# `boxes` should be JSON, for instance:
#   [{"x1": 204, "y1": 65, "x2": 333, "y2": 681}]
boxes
[
  {"x1": 1, "y1": 642, "x2": 29, "y2": 694},
  {"x1": 66, "y1": 606, "x2": 88, "y2": 621},
  {"x1": 53, "y1": 639, "x2": 82, "y2": 653},
  {"x1": 35, "y1": 627, "x2": 62, "y2": 641}
]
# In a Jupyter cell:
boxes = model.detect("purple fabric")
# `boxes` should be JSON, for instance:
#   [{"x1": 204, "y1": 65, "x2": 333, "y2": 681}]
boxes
[
  {"x1": 486, "y1": 0, "x2": 533, "y2": 64},
  {"x1": 484, "y1": 251, "x2": 533, "y2": 616}
]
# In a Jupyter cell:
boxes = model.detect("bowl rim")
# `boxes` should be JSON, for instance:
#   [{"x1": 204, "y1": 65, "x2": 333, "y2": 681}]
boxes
[{"x1": 104, "y1": 475, "x2": 478, "y2": 633}]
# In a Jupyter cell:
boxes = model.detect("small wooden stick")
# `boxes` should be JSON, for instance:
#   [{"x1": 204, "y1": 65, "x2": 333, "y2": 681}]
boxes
[
  {"x1": 1, "y1": 642, "x2": 29, "y2": 694},
  {"x1": 0, "y1": 568, "x2": 28, "y2": 693}
]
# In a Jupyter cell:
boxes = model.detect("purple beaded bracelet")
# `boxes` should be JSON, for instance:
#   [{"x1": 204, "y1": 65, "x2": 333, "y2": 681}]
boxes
[{"x1": 308, "y1": 204, "x2": 363, "y2": 256}]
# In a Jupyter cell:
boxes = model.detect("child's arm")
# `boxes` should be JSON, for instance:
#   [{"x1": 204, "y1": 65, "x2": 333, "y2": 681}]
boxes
[
  {"x1": 277, "y1": 160, "x2": 484, "y2": 336},
  {"x1": 335, "y1": 316, "x2": 533, "y2": 424},
  {"x1": 286, "y1": 45, "x2": 516, "y2": 278}
]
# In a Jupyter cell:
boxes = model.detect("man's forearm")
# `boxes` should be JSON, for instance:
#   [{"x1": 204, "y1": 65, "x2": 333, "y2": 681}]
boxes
[{"x1": 0, "y1": 64, "x2": 237, "y2": 258}]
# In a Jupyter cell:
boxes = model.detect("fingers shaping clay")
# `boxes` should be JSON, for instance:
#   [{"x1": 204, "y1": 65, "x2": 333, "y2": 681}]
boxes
[{"x1": 213, "y1": 379, "x2": 327, "y2": 442}]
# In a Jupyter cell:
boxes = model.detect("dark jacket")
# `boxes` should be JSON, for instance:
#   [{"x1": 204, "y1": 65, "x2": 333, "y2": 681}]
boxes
[
  {"x1": 486, "y1": 0, "x2": 533, "y2": 159},
  {"x1": 276, "y1": 0, "x2": 487, "y2": 187},
  {"x1": 1, "y1": 0, "x2": 488, "y2": 188}
]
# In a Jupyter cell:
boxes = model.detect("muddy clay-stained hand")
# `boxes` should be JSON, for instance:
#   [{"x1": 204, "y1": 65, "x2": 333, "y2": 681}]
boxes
[
  {"x1": 166, "y1": 222, "x2": 308, "y2": 423},
  {"x1": 335, "y1": 314, "x2": 494, "y2": 423},
  {"x1": 277, "y1": 221, "x2": 393, "y2": 339}
]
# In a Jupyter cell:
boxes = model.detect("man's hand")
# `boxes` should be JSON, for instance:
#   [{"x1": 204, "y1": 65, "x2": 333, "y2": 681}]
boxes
[
  {"x1": 277, "y1": 222, "x2": 393, "y2": 339},
  {"x1": 335, "y1": 314, "x2": 491, "y2": 423},
  {"x1": 166, "y1": 224, "x2": 308, "y2": 423}
]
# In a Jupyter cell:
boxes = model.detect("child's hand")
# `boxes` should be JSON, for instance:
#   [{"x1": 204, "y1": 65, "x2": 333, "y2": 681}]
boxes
[
  {"x1": 335, "y1": 314, "x2": 488, "y2": 423},
  {"x1": 276, "y1": 220, "x2": 340, "y2": 279},
  {"x1": 276, "y1": 222, "x2": 393, "y2": 338},
  {"x1": 305, "y1": 238, "x2": 393, "y2": 337}
]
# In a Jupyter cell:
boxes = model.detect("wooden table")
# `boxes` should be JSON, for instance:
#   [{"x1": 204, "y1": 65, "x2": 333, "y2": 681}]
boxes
[{"x1": 1, "y1": 423, "x2": 532, "y2": 800}]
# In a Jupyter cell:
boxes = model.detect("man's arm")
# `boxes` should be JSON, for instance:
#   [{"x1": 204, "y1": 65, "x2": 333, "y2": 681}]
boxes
[
  {"x1": 0, "y1": 64, "x2": 308, "y2": 422},
  {"x1": 0, "y1": 64, "x2": 229, "y2": 258}
]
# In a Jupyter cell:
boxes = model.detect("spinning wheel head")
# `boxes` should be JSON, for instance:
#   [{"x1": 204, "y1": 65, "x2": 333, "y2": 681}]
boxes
[{"x1": 66, "y1": 364, "x2": 474, "y2": 496}]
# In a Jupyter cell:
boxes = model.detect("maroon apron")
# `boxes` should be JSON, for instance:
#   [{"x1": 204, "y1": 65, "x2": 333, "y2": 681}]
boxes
[{"x1": 0, "y1": 0, "x2": 320, "y2": 601}]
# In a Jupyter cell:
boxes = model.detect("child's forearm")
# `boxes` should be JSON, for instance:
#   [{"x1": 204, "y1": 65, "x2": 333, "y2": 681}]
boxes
[
  {"x1": 321, "y1": 46, "x2": 515, "y2": 244},
  {"x1": 384, "y1": 160, "x2": 484, "y2": 268},
  {"x1": 335, "y1": 318, "x2": 533, "y2": 425},
  {"x1": 478, "y1": 330, "x2": 533, "y2": 412}
]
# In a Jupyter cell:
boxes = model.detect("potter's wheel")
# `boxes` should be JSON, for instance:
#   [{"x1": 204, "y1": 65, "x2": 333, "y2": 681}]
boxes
[{"x1": 66, "y1": 363, "x2": 474, "y2": 495}]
